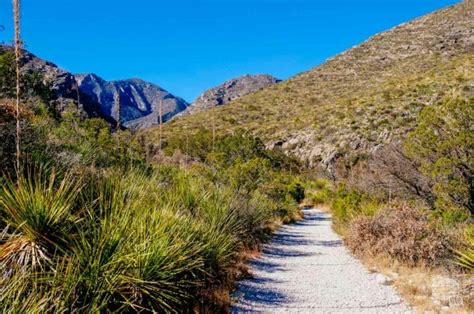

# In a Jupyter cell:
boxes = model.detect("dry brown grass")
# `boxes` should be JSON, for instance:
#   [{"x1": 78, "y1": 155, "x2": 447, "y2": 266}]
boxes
[{"x1": 346, "y1": 205, "x2": 450, "y2": 266}]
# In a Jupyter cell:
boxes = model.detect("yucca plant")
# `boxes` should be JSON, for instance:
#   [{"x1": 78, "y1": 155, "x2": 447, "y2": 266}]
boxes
[
  {"x1": 456, "y1": 248, "x2": 474, "y2": 270},
  {"x1": 0, "y1": 258, "x2": 80, "y2": 312},
  {"x1": 122, "y1": 208, "x2": 206, "y2": 312},
  {"x1": 70, "y1": 173, "x2": 207, "y2": 312},
  {"x1": 455, "y1": 227, "x2": 474, "y2": 271},
  {"x1": 0, "y1": 167, "x2": 81, "y2": 272}
]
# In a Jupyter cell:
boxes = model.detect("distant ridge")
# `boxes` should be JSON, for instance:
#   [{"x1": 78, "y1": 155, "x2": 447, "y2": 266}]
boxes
[{"x1": 179, "y1": 74, "x2": 280, "y2": 116}]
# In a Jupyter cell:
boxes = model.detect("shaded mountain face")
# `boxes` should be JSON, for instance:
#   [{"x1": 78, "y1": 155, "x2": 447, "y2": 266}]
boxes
[
  {"x1": 20, "y1": 49, "x2": 77, "y2": 100},
  {"x1": 181, "y1": 74, "x2": 280, "y2": 116},
  {"x1": 4, "y1": 46, "x2": 189, "y2": 129},
  {"x1": 153, "y1": 1, "x2": 473, "y2": 199},
  {"x1": 75, "y1": 74, "x2": 189, "y2": 129}
]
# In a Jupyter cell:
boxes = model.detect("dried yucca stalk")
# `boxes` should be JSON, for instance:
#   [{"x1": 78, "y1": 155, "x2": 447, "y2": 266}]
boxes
[
  {"x1": 13, "y1": 0, "x2": 21, "y2": 171},
  {"x1": 159, "y1": 99, "x2": 163, "y2": 151}
]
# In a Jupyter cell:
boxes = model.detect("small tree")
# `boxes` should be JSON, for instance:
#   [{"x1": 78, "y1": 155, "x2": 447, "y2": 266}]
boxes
[{"x1": 405, "y1": 98, "x2": 473, "y2": 216}]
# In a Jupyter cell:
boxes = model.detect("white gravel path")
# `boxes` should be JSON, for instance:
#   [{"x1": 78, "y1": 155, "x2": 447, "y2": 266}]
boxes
[{"x1": 231, "y1": 208, "x2": 410, "y2": 313}]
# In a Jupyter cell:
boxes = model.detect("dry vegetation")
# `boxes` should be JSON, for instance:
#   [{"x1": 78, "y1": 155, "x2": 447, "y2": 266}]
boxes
[
  {"x1": 346, "y1": 205, "x2": 449, "y2": 267},
  {"x1": 361, "y1": 256, "x2": 473, "y2": 313}
]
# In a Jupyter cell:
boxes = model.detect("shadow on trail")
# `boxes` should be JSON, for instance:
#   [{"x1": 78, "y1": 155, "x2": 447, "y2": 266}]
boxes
[
  {"x1": 231, "y1": 283, "x2": 288, "y2": 312},
  {"x1": 293, "y1": 209, "x2": 331, "y2": 226},
  {"x1": 249, "y1": 259, "x2": 287, "y2": 273},
  {"x1": 314, "y1": 239, "x2": 342, "y2": 247},
  {"x1": 231, "y1": 209, "x2": 324, "y2": 311}
]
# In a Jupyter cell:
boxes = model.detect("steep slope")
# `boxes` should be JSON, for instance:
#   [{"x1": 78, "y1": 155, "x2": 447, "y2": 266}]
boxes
[
  {"x1": 76, "y1": 74, "x2": 189, "y2": 129},
  {"x1": 0, "y1": 46, "x2": 189, "y2": 129},
  {"x1": 148, "y1": 1, "x2": 473, "y2": 198},
  {"x1": 180, "y1": 74, "x2": 280, "y2": 116}
]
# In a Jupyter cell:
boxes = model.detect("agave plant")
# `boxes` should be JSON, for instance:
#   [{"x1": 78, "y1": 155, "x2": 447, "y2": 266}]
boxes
[{"x1": 0, "y1": 167, "x2": 82, "y2": 272}]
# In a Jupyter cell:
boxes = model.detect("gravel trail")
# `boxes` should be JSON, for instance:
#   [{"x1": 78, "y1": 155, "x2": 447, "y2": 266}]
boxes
[{"x1": 231, "y1": 208, "x2": 410, "y2": 313}]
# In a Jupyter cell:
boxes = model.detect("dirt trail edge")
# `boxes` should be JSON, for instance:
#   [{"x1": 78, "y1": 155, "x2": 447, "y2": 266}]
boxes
[{"x1": 231, "y1": 208, "x2": 410, "y2": 313}]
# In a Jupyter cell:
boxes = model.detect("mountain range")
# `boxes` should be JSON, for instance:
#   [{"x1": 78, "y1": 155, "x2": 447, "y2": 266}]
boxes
[{"x1": 10, "y1": 47, "x2": 280, "y2": 130}]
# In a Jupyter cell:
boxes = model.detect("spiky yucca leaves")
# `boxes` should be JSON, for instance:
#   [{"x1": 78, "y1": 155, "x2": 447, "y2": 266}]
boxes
[
  {"x1": 70, "y1": 173, "x2": 205, "y2": 312},
  {"x1": 456, "y1": 248, "x2": 474, "y2": 270},
  {"x1": 0, "y1": 160, "x2": 301, "y2": 311},
  {"x1": 0, "y1": 168, "x2": 81, "y2": 272},
  {"x1": 123, "y1": 208, "x2": 206, "y2": 312},
  {"x1": 455, "y1": 227, "x2": 474, "y2": 271}
]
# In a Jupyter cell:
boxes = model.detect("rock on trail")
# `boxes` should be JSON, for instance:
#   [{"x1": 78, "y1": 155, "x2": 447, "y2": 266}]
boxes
[{"x1": 231, "y1": 208, "x2": 410, "y2": 313}]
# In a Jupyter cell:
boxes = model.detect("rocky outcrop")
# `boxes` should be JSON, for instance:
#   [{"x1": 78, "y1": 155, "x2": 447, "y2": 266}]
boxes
[{"x1": 181, "y1": 74, "x2": 280, "y2": 115}]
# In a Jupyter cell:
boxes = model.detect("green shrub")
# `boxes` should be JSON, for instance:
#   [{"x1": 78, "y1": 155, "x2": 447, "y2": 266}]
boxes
[
  {"x1": 288, "y1": 182, "x2": 305, "y2": 203},
  {"x1": 331, "y1": 184, "x2": 379, "y2": 230},
  {"x1": 405, "y1": 97, "x2": 473, "y2": 216},
  {"x1": 309, "y1": 188, "x2": 332, "y2": 205}
]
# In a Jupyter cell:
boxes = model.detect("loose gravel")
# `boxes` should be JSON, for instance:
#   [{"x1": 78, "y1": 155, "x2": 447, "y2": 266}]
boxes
[{"x1": 231, "y1": 208, "x2": 410, "y2": 313}]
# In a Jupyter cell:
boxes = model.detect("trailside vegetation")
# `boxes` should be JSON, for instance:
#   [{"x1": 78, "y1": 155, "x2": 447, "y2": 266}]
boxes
[
  {"x1": 304, "y1": 97, "x2": 473, "y2": 271},
  {"x1": 0, "y1": 51, "x2": 304, "y2": 311}
]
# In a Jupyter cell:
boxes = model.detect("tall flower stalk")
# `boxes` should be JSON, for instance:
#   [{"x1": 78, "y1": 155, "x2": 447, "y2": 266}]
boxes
[
  {"x1": 159, "y1": 99, "x2": 163, "y2": 151},
  {"x1": 116, "y1": 89, "x2": 121, "y2": 129},
  {"x1": 13, "y1": 0, "x2": 21, "y2": 171}
]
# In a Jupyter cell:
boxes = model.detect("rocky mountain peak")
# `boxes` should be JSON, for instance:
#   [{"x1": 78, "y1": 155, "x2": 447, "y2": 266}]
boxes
[
  {"x1": 75, "y1": 74, "x2": 189, "y2": 129},
  {"x1": 182, "y1": 74, "x2": 280, "y2": 115}
]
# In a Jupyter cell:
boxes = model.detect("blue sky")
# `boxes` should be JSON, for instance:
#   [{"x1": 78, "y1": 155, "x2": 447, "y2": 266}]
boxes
[{"x1": 0, "y1": 0, "x2": 460, "y2": 101}]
